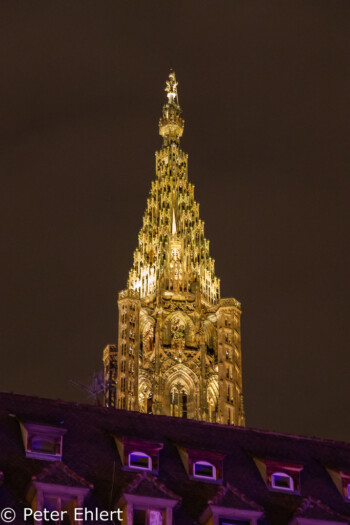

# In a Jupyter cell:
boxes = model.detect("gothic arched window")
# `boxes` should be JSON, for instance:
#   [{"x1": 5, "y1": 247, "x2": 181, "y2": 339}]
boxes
[{"x1": 182, "y1": 390, "x2": 188, "y2": 419}]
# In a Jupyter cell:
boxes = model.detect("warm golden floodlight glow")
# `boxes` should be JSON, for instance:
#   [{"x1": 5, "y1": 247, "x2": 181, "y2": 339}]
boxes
[{"x1": 103, "y1": 72, "x2": 245, "y2": 426}]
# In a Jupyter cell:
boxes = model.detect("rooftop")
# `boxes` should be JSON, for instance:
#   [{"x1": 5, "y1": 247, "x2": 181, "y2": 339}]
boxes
[{"x1": 0, "y1": 391, "x2": 350, "y2": 524}]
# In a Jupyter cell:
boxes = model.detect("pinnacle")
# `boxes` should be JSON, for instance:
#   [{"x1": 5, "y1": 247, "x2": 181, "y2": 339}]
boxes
[
  {"x1": 165, "y1": 70, "x2": 178, "y2": 104},
  {"x1": 159, "y1": 72, "x2": 184, "y2": 144},
  {"x1": 127, "y1": 77, "x2": 219, "y2": 304}
]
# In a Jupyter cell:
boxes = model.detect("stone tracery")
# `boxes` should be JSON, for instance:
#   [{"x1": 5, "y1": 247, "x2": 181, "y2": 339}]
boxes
[{"x1": 103, "y1": 72, "x2": 245, "y2": 426}]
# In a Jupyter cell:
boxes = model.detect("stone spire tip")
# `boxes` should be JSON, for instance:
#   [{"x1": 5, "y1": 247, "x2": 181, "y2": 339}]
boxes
[{"x1": 165, "y1": 70, "x2": 178, "y2": 104}]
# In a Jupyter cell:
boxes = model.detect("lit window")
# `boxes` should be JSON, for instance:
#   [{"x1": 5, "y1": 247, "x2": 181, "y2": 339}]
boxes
[
  {"x1": 20, "y1": 422, "x2": 66, "y2": 461},
  {"x1": 271, "y1": 472, "x2": 294, "y2": 491},
  {"x1": 129, "y1": 451, "x2": 152, "y2": 471},
  {"x1": 31, "y1": 437, "x2": 58, "y2": 455},
  {"x1": 42, "y1": 495, "x2": 71, "y2": 524},
  {"x1": 193, "y1": 461, "x2": 216, "y2": 480},
  {"x1": 133, "y1": 509, "x2": 163, "y2": 525},
  {"x1": 27, "y1": 434, "x2": 62, "y2": 459}
]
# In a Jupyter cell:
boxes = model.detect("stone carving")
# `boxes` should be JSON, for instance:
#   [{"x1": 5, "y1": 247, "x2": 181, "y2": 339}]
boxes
[{"x1": 103, "y1": 72, "x2": 245, "y2": 426}]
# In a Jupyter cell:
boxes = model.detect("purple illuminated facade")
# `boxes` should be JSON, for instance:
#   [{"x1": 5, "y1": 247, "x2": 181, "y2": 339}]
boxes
[{"x1": 0, "y1": 392, "x2": 350, "y2": 524}]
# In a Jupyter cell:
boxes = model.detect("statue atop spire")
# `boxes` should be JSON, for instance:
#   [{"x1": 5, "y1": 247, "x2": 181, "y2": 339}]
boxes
[
  {"x1": 165, "y1": 70, "x2": 178, "y2": 104},
  {"x1": 159, "y1": 71, "x2": 184, "y2": 144}
]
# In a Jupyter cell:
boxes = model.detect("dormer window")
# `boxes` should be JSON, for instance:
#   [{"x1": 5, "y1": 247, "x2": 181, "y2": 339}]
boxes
[
  {"x1": 326, "y1": 469, "x2": 350, "y2": 501},
  {"x1": 199, "y1": 484, "x2": 263, "y2": 525},
  {"x1": 193, "y1": 461, "x2": 216, "y2": 480},
  {"x1": 253, "y1": 457, "x2": 303, "y2": 493},
  {"x1": 27, "y1": 462, "x2": 92, "y2": 524},
  {"x1": 176, "y1": 446, "x2": 224, "y2": 484},
  {"x1": 20, "y1": 422, "x2": 67, "y2": 461},
  {"x1": 129, "y1": 451, "x2": 152, "y2": 471},
  {"x1": 271, "y1": 472, "x2": 294, "y2": 492},
  {"x1": 114, "y1": 436, "x2": 163, "y2": 474},
  {"x1": 117, "y1": 472, "x2": 180, "y2": 525}
]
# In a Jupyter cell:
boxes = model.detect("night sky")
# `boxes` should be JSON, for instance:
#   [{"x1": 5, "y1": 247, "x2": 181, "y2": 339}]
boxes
[{"x1": 1, "y1": 1, "x2": 349, "y2": 441}]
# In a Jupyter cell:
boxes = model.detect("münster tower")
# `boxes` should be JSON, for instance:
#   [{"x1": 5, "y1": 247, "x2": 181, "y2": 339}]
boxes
[{"x1": 103, "y1": 72, "x2": 245, "y2": 426}]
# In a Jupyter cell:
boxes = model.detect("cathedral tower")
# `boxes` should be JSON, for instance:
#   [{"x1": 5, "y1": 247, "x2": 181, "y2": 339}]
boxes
[{"x1": 103, "y1": 72, "x2": 245, "y2": 425}]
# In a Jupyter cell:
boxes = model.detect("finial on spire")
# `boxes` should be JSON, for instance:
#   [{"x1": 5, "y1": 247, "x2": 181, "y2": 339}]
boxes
[
  {"x1": 159, "y1": 70, "x2": 184, "y2": 142},
  {"x1": 165, "y1": 70, "x2": 178, "y2": 104}
]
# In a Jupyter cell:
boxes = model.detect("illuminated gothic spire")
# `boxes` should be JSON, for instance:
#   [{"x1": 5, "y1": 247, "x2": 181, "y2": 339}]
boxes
[
  {"x1": 104, "y1": 72, "x2": 244, "y2": 427},
  {"x1": 127, "y1": 71, "x2": 220, "y2": 304}
]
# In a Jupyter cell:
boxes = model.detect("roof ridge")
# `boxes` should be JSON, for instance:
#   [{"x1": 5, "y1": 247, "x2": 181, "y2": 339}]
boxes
[
  {"x1": 32, "y1": 461, "x2": 93, "y2": 489},
  {"x1": 1, "y1": 391, "x2": 350, "y2": 449},
  {"x1": 125, "y1": 471, "x2": 181, "y2": 500},
  {"x1": 295, "y1": 496, "x2": 348, "y2": 520},
  {"x1": 209, "y1": 483, "x2": 263, "y2": 511}
]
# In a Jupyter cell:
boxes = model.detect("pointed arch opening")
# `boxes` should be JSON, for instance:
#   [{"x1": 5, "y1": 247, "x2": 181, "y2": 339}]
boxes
[{"x1": 164, "y1": 364, "x2": 199, "y2": 419}]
